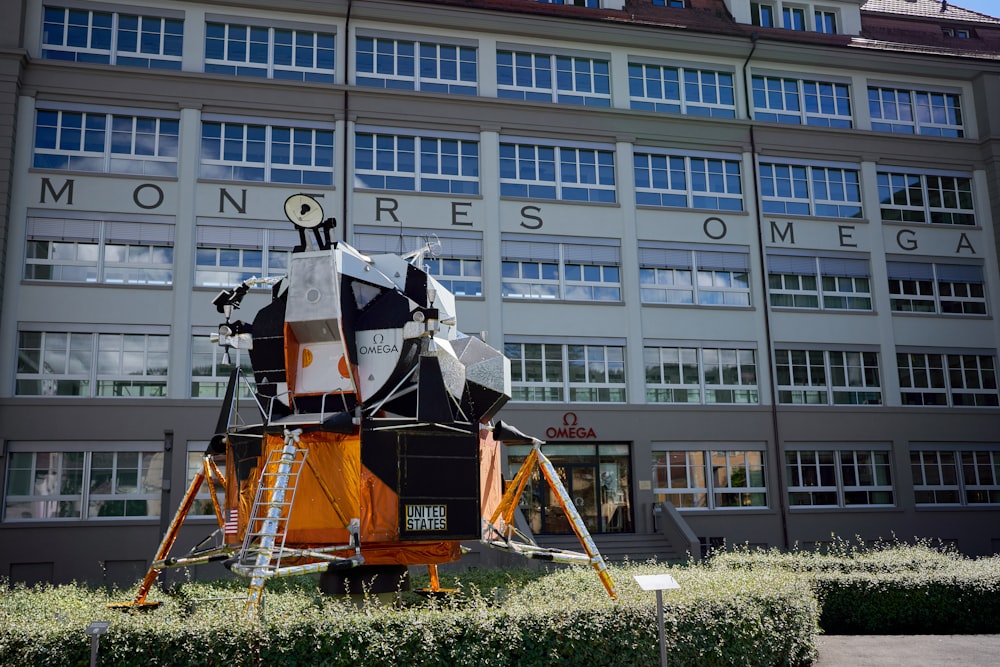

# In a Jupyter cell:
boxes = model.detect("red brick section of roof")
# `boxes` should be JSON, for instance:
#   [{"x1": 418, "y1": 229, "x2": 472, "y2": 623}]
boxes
[
  {"x1": 409, "y1": 0, "x2": 1000, "y2": 56},
  {"x1": 861, "y1": 10, "x2": 1000, "y2": 53},
  {"x1": 862, "y1": 0, "x2": 1000, "y2": 25}
]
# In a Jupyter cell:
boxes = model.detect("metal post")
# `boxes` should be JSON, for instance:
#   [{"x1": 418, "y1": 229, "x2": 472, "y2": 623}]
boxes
[
  {"x1": 633, "y1": 574, "x2": 679, "y2": 667},
  {"x1": 86, "y1": 621, "x2": 110, "y2": 667},
  {"x1": 656, "y1": 589, "x2": 667, "y2": 667}
]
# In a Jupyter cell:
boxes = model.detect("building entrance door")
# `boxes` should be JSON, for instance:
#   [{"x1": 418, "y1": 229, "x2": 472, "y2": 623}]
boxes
[{"x1": 542, "y1": 464, "x2": 598, "y2": 534}]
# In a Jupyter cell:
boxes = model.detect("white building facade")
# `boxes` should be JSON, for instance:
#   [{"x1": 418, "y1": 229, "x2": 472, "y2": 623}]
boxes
[{"x1": 1, "y1": 0, "x2": 999, "y2": 585}]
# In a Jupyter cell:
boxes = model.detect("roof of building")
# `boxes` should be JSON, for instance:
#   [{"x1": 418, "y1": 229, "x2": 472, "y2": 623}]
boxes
[
  {"x1": 861, "y1": 0, "x2": 1000, "y2": 25},
  {"x1": 418, "y1": 0, "x2": 1000, "y2": 61}
]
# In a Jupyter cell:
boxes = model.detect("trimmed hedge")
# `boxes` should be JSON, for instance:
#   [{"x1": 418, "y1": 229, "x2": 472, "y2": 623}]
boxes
[
  {"x1": 0, "y1": 561, "x2": 819, "y2": 667},
  {"x1": 710, "y1": 539, "x2": 1000, "y2": 634}
]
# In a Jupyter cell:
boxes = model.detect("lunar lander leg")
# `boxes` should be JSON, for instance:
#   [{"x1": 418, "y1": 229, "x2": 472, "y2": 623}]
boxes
[
  {"x1": 484, "y1": 422, "x2": 617, "y2": 599},
  {"x1": 111, "y1": 455, "x2": 230, "y2": 609}
]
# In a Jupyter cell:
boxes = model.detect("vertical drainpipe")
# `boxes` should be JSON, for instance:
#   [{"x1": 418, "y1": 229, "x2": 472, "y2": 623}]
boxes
[
  {"x1": 342, "y1": 0, "x2": 354, "y2": 240},
  {"x1": 742, "y1": 33, "x2": 790, "y2": 551}
]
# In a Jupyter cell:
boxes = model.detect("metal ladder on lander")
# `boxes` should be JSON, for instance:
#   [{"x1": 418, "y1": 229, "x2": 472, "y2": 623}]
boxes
[{"x1": 236, "y1": 428, "x2": 318, "y2": 614}]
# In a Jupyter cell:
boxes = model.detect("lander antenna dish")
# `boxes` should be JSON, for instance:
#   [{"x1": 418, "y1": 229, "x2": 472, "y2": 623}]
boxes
[{"x1": 284, "y1": 194, "x2": 325, "y2": 228}]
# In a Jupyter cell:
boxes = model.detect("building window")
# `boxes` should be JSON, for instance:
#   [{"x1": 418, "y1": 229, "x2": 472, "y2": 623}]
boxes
[
  {"x1": 913, "y1": 450, "x2": 1000, "y2": 505},
  {"x1": 505, "y1": 341, "x2": 626, "y2": 403},
  {"x1": 775, "y1": 349, "x2": 882, "y2": 405},
  {"x1": 877, "y1": 171, "x2": 975, "y2": 226},
  {"x1": 644, "y1": 346, "x2": 759, "y2": 404},
  {"x1": 653, "y1": 449, "x2": 767, "y2": 510},
  {"x1": 354, "y1": 226, "x2": 483, "y2": 297},
  {"x1": 815, "y1": 10, "x2": 837, "y2": 33},
  {"x1": 751, "y1": 74, "x2": 851, "y2": 127},
  {"x1": 634, "y1": 151, "x2": 743, "y2": 211},
  {"x1": 33, "y1": 107, "x2": 179, "y2": 176},
  {"x1": 499, "y1": 140, "x2": 615, "y2": 202},
  {"x1": 783, "y1": 6, "x2": 806, "y2": 30},
  {"x1": 497, "y1": 50, "x2": 610, "y2": 106},
  {"x1": 766, "y1": 253, "x2": 872, "y2": 311},
  {"x1": 759, "y1": 161, "x2": 862, "y2": 218},
  {"x1": 868, "y1": 86, "x2": 964, "y2": 137},
  {"x1": 639, "y1": 245, "x2": 751, "y2": 306},
  {"x1": 355, "y1": 129, "x2": 480, "y2": 194},
  {"x1": 501, "y1": 236, "x2": 620, "y2": 301},
  {"x1": 200, "y1": 119, "x2": 334, "y2": 185},
  {"x1": 356, "y1": 35, "x2": 476, "y2": 94},
  {"x1": 507, "y1": 443, "x2": 632, "y2": 534},
  {"x1": 3, "y1": 446, "x2": 162, "y2": 521},
  {"x1": 786, "y1": 449, "x2": 893, "y2": 507},
  {"x1": 42, "y1": 6, "x2": 182, "y2": 69},
  {"x1": 751, "y1": 2, "x2": 775, "y2": 27},
  {"x1": 205, "y1": 22, "x2": 335, "y2": 82},
  {"x1": 535, "y1": 0, "x2": 602, "y2": 6},
  {"x1": 942, "y1": 27, "x2": 972, "y2": 39},
  {"x1": 653, "y1": 0, "x2": 686, "y2": 6},
  {"x1": 628, "y1": 62, "x2": 736, "y2": 118},
  {"x1": 194, "y1": 224, "x2": 298, "y2": 288},
  {"x1": 24, "y1": 215, "x2": 174, "y2": 285},
  {"x1": 191, "y1": 333, "x2": 255, "y2": 399},
  {"x1": 186, "y1": 445, "x2": 228, "y2": 516},
  {"x1": 897, "y1": 352, "x2": 999, "y2": 407},
  {"x1": 16, "y1": 330, "x2": 169, "y2": 398},
  {"x1": 887, "y1": 260, "x2": 986, "y2": 316}
]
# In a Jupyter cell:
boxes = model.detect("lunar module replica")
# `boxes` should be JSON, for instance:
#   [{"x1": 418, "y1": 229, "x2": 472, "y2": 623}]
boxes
[{"x1": 121, "y1": 195, "x2": 615, "y2": 616}]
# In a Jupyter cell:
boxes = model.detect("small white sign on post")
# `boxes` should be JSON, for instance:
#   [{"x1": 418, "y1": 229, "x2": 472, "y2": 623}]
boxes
[
  {"x1": 86, "y1": 621, "x2": 111, "y2": 667},
  {"x1": 634, "y1": 574, "x2": 680, "y2": 667}
]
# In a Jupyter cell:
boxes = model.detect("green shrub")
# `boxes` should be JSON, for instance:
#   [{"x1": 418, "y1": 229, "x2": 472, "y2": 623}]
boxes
[
  {"x1": 709, "y1": 537, "x2": 1000, "y2": 634},
  {"x1": 0, "y1": 561, "x2": 818, "y2": 667}
]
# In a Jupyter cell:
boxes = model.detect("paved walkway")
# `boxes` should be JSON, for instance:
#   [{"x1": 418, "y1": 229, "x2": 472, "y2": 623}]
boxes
[{"x1": 814, "y1": 634, "x2": 1000, "y2": 666}]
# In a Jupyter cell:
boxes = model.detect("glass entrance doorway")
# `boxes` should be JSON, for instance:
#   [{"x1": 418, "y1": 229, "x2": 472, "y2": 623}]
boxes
[{"x1": 506, "y1": 443, "x2": 632, "y2": 535}]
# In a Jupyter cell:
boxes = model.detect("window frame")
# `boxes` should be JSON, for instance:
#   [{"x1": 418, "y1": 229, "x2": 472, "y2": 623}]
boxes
[
  {"x1": 766, "y1": 253, "x2": 872, "y2": 311},
  {"x1": 33, "y1": 105, "x2": 180, "y2": 176},
  {"x1": 877, "y1": 169, "x2": 975, "y2": 226},
  {"x1": 652, "y1": 448, "x2": 768, "y2": 510},
  {"x1": 867, "y1": 85, "x2": 964, "y2": 138},
  {"x1": 759, "y1": 160, "x2": 862, "y2": 219},
  {"x1": 497, "y1": 48, "x2": 611, "y2": 107},
  {"x1": 499, "y1": 139, "x2": 616, "y2": 203},
  {"x1": 205, "y1": 20, "x2": 336, "y2": 83},
  {"x1": 897, "y1": 351, "x2": 999, "y2": 407},
  {"x1": 628, "y1": 60, "x2": 736, "y2": 118},
  {"x1": 774, "y1": 348, "x2": 882, "y2": 406},
  {"x1": 3, "y1": 443, "x2": 164, "y2": 522},
  {"x1": 786, "y1": 448, "x2": 894, "y2": 508},
  {"x1": 354, "y1": 127, "x2": 480, "y2": 195},
  {"x1": 200, "y1": 116, "x2": 335, "y2": 186},
  {"x1": 355, "y1": 33, "x2": 477, "y2": 94},
  {"x1": 750, "y1": 73, "x2": 852, "y2": 128},
  {"x1": 24, "y1": 213, "x2": 175, "y2": 286},
  {"x1": 644, "y1": 345, "x2": 759, "y2": 404},
  {"x1": 16, "y1": 329, "x2": 170, "y2": 398},
  {"x1": 501, "y1": 236, "x2": 621, "y2": 302},
  {"x1": 634, "y1": 149, "x2": 744, "y2": 211},
  {"x1": 887, "y1": 260, "x2": 986, "y2": 316},
  {"x1": 42, "y1": 6, "x2": 183, "y2": 69},
  {"x1": 194, "y1": 223, "x2": 298, "y2": 289},
  {"x1": 505, "y1": 340, "x2": 627, "y2": 403},
  {"x1": 639, "y1": 244, "x2": 751, "y2": 307}
]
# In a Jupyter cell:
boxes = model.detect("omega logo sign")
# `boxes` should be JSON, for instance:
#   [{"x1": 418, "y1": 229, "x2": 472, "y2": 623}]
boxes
[
  {"x1": 358, "y1": 333, "x2": 399, "y2": 355},
  {"x1": 546, "y1": 412, "x2": 597, "y2": 440}
]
